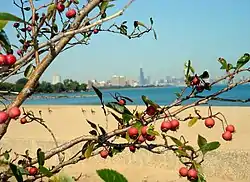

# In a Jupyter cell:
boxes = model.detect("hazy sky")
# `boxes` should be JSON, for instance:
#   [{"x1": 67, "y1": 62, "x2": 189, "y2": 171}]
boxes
[{"x1": 1, "y1": 0, "x2": 250, "y2": 83}]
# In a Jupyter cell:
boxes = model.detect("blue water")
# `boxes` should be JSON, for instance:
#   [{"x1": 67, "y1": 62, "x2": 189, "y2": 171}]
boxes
[{"x1": 11, "y1": 84, "x2": 250, "y2": 106}]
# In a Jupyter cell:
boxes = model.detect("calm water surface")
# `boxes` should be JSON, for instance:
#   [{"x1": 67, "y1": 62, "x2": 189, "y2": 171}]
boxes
[{"x1": 7, "y1": 84, "x2": 250, "y2": 106}]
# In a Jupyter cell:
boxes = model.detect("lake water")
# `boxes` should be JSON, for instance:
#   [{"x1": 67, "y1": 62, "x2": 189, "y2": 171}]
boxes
[{"x1": 11, "y1": 84, "x2": 250, "y2": 106}]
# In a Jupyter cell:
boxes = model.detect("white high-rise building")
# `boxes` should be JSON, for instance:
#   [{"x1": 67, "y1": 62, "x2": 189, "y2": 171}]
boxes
[
  {"x1": 52, "y1": 74, "x2": 61, "y2": 84},
  {"x1": 111, "y1": 75, "x2": 126, "y2": 86}
]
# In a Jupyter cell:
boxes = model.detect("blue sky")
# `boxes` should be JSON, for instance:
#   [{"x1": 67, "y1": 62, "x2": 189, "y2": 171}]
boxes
[{"x1": 1, "y1": 0, "x2": 250, "y2": 83}]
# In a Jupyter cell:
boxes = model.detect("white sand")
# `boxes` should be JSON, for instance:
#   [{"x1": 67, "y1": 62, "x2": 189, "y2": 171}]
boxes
[{"x1": 1, "y1": 105, "x2": 250, "y2": 182}]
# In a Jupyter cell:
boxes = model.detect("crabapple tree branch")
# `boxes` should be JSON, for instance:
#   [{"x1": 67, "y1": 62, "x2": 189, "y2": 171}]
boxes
[{"x1": 0, "y1": 0, "x2": 133, "y2": 140}]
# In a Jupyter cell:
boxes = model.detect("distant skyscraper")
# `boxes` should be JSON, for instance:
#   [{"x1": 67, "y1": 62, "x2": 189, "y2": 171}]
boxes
[
  {"x1": 52, "y1": 74, "x2": 61, "y2": 84},
  {"x1": 139, "y1": 67, "x2": 145, "y2": 86},
  {"x1": 147, "y1": 76, "x2": 151, "y2": 85}
]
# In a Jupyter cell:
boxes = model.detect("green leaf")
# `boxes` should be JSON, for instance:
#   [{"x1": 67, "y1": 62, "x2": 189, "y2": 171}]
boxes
[
  {"x1": 24, "y1": 7, "x2": 31, "y2": 11},
  {"x1": 183, "y1": 145, "x2": 195, "y2": 151},
  {"x1": 0, "y1": 12, "x2": 24, "y2": 23},
  {"x1": 147, "y1": 128, "x2": 160, "y2": 136},
  {"x1": 107, "y1": 4, "x2": 115, "y2": 9},
  {"x1": 47, "y1": 4, "x2": 56, "y2": 21},
  {"x1": 168, "y1": 136, "x2": 183, "y2": 146},
  {"x1": 37, "y1": 149, "x2": 45, "y2": 166},
  {"x1": 122, "y1": 113, "x2": 133, "y2": 125},
  {"x1": 204, "y1": 82, "x2": 211, "y2": 91},
  {"x1": 65, "y1": 1, "x2": 71, "y2": 8},
  {"x1": 52, "y1": 23, "x2": 58, "y2": 33},
  {"x1": 0, "y1": 20, "x2": 8, "y2": 30},
  {"x1": 0, "y1": 158, "x2": 8, "y2": 165},
  {"x1": 226, "y1": 63, "x2": 234, "y2": 72},
  {"x1": 236, "y1": 53, "x2": 250, "y2": 70},
  {"x1": 176, "y1": 149, "x2": 188, "y2": 157},
  {"x1": 100, "y1": 1, "x2": 109, "y2": 13},
  {"x1": 218, "y1": 57, "x2": 227, "y2": 70},
  {"x1": 200, "y1": 141, "x2": 220, "y2": 155},
  {"x1": 89, "y1": 130, "x2": 98, "y2": 136},
  {"x1": 120, "y1": 25, "x2": 127, "y2": 35},
  {"x1": 199, "y1": 71, "x2": 209, "y2": 79},
  {"x1": 184, "y1": 60, "x2": 194, "y2": 77},
  {"x1": 193, "y1": 162, "x2": 207, "y2": 182},
  {"x1": 92, "y1": 85, "x2": 106, "y2": 115},
  {"x1": 24, "y1": 64, "x2": 35, "y2": 78},
  {"x1": 188, "y1": 117, "x2": 198, "y2": 127},
  {"x1": 125, "y1": 132, "x2": 130, "y2": 142},
  {"x1": 84, "y1": 142, "x2": 94, "y2": 158},
  {"x1": 197, "y1": 173, "x2": 207, "y2": 182},
  {"x1": 96, "y1": 169, "x2": 128, "y2": 182},
  {"x1": 18, "y1": 167, "x2": 29, "y2": 175},
  {"x1": 49, "y1": 173, "x2": 75, "y2": 182},
  {"x1": 86, "y1": 119, "x2": 98, "y2": 130},
  {"x1": 111, "y1": 112, "x2": 123, "y2": 125},
  {"x1": 92, "y1": 85, "x2": 103, "y2": 104},
  {"x1": 132, "y1": 121, "x2": 143, "y2": 133},
  {"x1": 137, "y1": 21, "x2": 147, "y2": 29},
  {"x1": 39, "y1": 165, "x2": 53, "y2": 177},
  {"x1": 197, "y1": 135, "x2": 207, "y2": 149},
  {"x1": 9, "y1": 163, "x2": 23, "y2": 182},
  {"x1": 141, "y1": 95, "x2": 160, "y2": 108},
  {"x1": 111, "y1": 146, "x2": 125, "y2": 156},
  {"x1": 98, "y1": 125, "x2": 107, "y2": 135},
  {"x1": 0, "y1": 29, "x2": 11, "y2": 52},
  {"x1": 106, "y1": 102, "x2": 132, "y2": 115},
  {"x1": 3, "y1": 151, "x2": 10, "y2": 160}
]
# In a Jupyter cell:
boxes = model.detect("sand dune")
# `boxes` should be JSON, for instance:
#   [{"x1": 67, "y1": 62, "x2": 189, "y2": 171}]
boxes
[{"x1": 1, "y1": 105, "x2": 250, "y2": 182}]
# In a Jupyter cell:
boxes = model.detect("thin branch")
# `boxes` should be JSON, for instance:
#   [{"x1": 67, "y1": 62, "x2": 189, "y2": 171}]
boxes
[
  {"x1": 0, "y1": 0, "x2": 104, "y2": 140},
  {"x1": 33, "y1": 117, "x2": 64, "y2": 163},
  {"x1": 194, "y1": 95, "x2": 250, "y2": 103},
  {"x1": 28, "y1": 0, "x2": 40, "y2": 65},
  {"x1": 25, "y1": 0, "x2": 136, "y2": 54}
]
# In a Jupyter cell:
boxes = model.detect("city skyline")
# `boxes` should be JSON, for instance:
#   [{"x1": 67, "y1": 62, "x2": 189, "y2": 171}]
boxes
[
  {"x1": 49, "y1": 66, "x2": 249, "y2": 88},
  {"x1": 1, "y1": 1, "x2": 250, "y2": 83}
]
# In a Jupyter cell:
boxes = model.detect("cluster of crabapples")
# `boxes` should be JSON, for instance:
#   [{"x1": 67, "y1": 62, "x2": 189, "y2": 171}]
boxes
[
  {"x1": 0, "y1": 107, "x2": 21, "y2": 124},
  {"x1": 179, "y1": 167, "x2": 198, "y2": 181},
  {"x1": 0, "y1": 106, "x2": 28, "y2": 125},
  {"x1": 0, "y1": 54, "x2": 17, "y2": 67},
  {"x1": 99, "y1": 105, "x2": 180, "y2": 158},
  {"x1": 12, "y1": 0, "x2": 99, "y2": 58},
  {"x1": 56, "y1": 0, "x2": 99, "y2": 34},
  {"x1": 190, "y1": 74, "x2": 205, "y2": 93},
  {"x1": 204, "y1": 117, "x2": 236, "y2": 141},
  {"x1": 98, "y1": 99, "x2": 236, "y2": 181}
]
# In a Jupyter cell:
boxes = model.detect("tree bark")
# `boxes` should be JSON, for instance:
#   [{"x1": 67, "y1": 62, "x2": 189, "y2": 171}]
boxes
[{"x1": 0, "y1": 0, "x2": 102, "y2": 140}]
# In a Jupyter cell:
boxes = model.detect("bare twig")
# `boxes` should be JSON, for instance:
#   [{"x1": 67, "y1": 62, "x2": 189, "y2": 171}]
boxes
[{"x1": 28, "y1": 0, "x2": 40, "y2": 65}]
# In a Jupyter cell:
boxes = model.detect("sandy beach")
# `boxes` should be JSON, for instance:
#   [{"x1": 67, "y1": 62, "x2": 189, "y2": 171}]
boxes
[{"x1": 1, "y1": 105, "x2": 250, "y2": 182}]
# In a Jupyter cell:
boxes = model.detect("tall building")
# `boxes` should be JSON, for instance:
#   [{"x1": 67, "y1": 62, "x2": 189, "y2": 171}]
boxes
[
  {"x1": 147, "y1": 76, "x2": 151, "y2": 85},
  {"x1": 111, "y1": 75, "x2": 119, "y2": 86},
  {"x1": 111, "y1": 75, "x2": 126, "y2": 86},
  {"x1": 119, "y1": 76, "x2": 126, "y2": 86},
  {"x1": 52, "y1": 74, "x2": 61, "y2": 84},
  {"x1": 139, "y1": 67, "x2": 145, "y2": 86}
]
